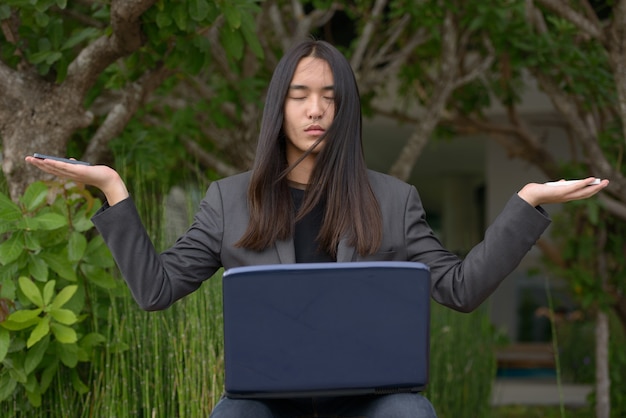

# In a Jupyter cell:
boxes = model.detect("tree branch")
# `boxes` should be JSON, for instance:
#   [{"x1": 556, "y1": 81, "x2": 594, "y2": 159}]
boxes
[
  {"x1": 360, "y1": 27, "x2": 429, "y2": 89},
  {"x1": 182, "y1": 137, "x2": 240, "y2": 178},
  {"x1": 55, "y1": 6, "x2": 108, "y2": 29},
  {"x1": 532, "y1": 70, "x2": 626, "y2": 188},
  {"x1": 267, "y1": 2, "x2": 291, "y2": 51},
  {"x1": 606, "y1": 1, "x2": 626, "y2": 145},
  {"x1": 534, "y1": 0, "x2": 606, "y2": 43},
  {"x1": 598, "y1": 194, "x2": 626, "y2": 223},
  {"x1": 291, "y1": 0, "x2": 339, "y2": 41},
  {"x1": 366, "y1": 14, "x2": 411, "y2": 70},
  {"x1": 454, "y1": 37, "x2": 495, "y2": 88},
  {"x1": 350, "y1": 0, "x2": 388, "y2": 71},
  {"x1": 63, "y1": 0, "x2": 157, "y2": 97},
  {"x1": 83, "y1": 64, "x2": 170, "y2": 163},
  {"x1": 388, "y1": 11, "x2": 458, "y2": 181}
]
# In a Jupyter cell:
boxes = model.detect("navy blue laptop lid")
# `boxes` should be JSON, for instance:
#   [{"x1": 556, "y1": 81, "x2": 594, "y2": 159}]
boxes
[{"x1": 222, "y1": 261, "x2": 431, "y2": 398}]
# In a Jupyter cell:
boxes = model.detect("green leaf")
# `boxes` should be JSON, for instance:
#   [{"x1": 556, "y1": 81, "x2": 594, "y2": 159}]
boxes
[
  {"x1": 0, "y1": 317, "x2": 40, "y2": 331},
  {"x1": 31, "y1": 213, "x2": 67, "y2": 230},
  {"x1": 51, "y1": 323, "x2": 77, "y2": 344},
  {"x1": 156, "y1": 10, "x2": 173, "y2": 28},
  {"x1": 109, "y1": 341, "x2": 130, "y2": 353},
  {"x1": 20, "y1": 182, "x2": 48, "y2": 212},
  {"x1": 0, "y1": 192, "x2": 23, "y2": 223},
  {"x1": 72, "y1": 215, "x2": 94, "y2": 232},
  {"x1": 43, "y1": 280, "x2": 56, "y2": 306},
  {"x1": 80, "y1": 265, "x2": 118, "y2": 289},
  {"x1": 0, "y1": 374, "x2": 17, "y2": 402},
  {"x1": 19, "y1": 276, "x2": 44, "y2": 307},
  {"x1": 220, "y1": 26, "x2": 244, "y2": 61},
  {"x1": 71, "y1": 368, "x2": 89, "y2": 394},
  {"x1": 49, "y1": 308, "x2": 77, "y2": 325},
  {"x1": 67, "y1": 231, "x2": 87, "y2": 261},
  {"x1": 34, "y1": 11, "x2": 50, "y2": 27},
  {"x1": 8, "y1": 360, "x2": 28, "y2": 384},
  {"x1": 0, "y1": 270, "x2": 17, "y2": 297},
  {"x1": 23, "y1": 231, "x2": 42, "y2": 252},
  {"x1": 240, "y1": 12, "x2": 263, "y2": 59},
  {"x1": 29, "y1": 255, "x2": 48, "y2": 282},
  {"x1": 56, "y1": 0, "x2": 67, "y2": 9},
  {"x1": 51, "y1": 285, "x2": 78, "y2": 309},
  {"x1": 222, "y1": 3, "x2": 242, "y2": 29},
  {"x1": 189, "y1": 0, "x2": 210, "y2": 21},
  {"x1": 25, "y1": 337, "x2": 49, "y2": 374},
  {"x1": 24, "y1": 372, "x2": 42, "y2": 406},
  {"x1": 40, "y1": 360, "x2": 58, "y2": 393},
  {"x1": 44, "y1": 51, "x2": 62, "y2": 65},
  {"x1": 61, "y1": 27, "x2": 101, "y2": 50},
  {"x1": 0, "y1": 233, "x2": 23, "y2": 265},
  {"x1": 48, "y1": 18, "x2": 64, "y2": 50},
  {"x1": 56, "y1": 341, "x2": 78, "y2": 367},
  {"x1": 0, "y1": 5, "x2": 11, "y2": 20},
  {"x1": 7, "y1": 308, "x2": 43, "y2": 323},
  {"x1": 40, "y1": 250, "x2": 77, "y2": 281},
  {"x1": 79, "y1": 332, "x2": 106, "y2": 351},
  {"x1": 26, "y1": 388, "x2": 42, "y2": 407},
  {"x1": 83, "y1": 235, "x2": 114, "y2": 268},
  {"x1": 27, "y1": 316, "x2": 50, "y2": 348},
  {"x1": 172, "y1": 2, "x2": 188, "y2": 31},
  {"x1": 0, "y1": 328, "x2": 9, "y2": 362}
]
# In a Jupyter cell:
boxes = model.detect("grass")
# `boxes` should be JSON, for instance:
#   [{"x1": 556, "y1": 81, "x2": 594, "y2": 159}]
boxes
[{"x1": 492, "y1": 405, "x2": 593, "y2": 418}]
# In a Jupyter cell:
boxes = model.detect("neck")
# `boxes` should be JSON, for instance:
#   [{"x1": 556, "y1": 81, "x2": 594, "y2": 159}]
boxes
[
  {"x1": 286, "y1": 152, "x2": 316, "y2": 185},
  {"x1": 287, "y1": 179, "x2": 308, "y2": 190}
]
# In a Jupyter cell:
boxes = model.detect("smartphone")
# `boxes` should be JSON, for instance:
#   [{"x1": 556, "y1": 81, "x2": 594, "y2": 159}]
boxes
[
  {"x1": 33, "y1": 153, "x2": 91, "y2": 166},
  {"x1": 544, "y1": 179, "x2": 602, "y2": 186}
]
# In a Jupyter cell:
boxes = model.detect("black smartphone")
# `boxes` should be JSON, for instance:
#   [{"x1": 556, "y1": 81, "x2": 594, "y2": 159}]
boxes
[{"x1": 33, "y1": 153, "x2": 91, "y2": 166}]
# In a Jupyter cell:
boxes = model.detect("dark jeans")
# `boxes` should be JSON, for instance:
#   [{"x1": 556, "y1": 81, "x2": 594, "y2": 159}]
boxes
[{"x1": 209, "y1": 393, "x2": 438, "y2": 418}]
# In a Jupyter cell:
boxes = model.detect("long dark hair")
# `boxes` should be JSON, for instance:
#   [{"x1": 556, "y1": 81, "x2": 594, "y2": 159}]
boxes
[{"x1": 236, "y1": 39, "x2": 382, "y2": 258}]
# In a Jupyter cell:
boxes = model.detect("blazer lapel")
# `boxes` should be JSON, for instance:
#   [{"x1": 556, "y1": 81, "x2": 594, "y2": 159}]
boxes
[{"x1": 275, "y1": 238, "x2": 296, "y2": 264}]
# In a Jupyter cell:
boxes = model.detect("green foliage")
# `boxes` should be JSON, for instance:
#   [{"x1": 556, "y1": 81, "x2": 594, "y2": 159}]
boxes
[
  {"x1": 0, "y1": 181, "x2": 119, "y2": 407},
  {"x1": 549, "y1": 200, "x2": 626, "y2": 311},
  {"x1": 1, "y1": 1, "x2": 262, "y2": 81},
  {"x1": 425, "y1": 303, "x2": 499, "y2": 417},
  {"x1": 0, "y1": 0, "x2": 106, "y2": 81}
]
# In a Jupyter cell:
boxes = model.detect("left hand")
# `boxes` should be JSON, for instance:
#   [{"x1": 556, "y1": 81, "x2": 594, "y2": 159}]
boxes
[{"x1": 517, "y1": 177, "x2": 609, "y2": 207}]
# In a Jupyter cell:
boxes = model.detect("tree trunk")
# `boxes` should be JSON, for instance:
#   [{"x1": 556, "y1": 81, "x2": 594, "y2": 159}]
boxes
[
  {"x1": 595, "y1": 227, "x2": 610, "y2": 418},
  {"x1": 0, "y1": 0, "x2": 157, "y2": 202},
  {"x1": 596, "y1": 311, "x2": 610, "y2": 418},
  {"x1": 1, "y1": 67, "x2": 92, "y2": 201}
]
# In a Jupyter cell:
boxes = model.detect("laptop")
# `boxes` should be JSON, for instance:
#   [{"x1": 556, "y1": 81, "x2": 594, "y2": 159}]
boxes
[{"x1": 221, "y1": 261, "x2": 431, "y2": 399}]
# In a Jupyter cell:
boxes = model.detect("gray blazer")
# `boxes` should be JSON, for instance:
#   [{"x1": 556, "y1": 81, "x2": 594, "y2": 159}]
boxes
[{"x1": 92, "y1": 170, "x2": 550, "y2": 313}]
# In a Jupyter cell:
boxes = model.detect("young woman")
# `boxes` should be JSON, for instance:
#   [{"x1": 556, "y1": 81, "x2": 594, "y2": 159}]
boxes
[{"x1": 26, "y1": 39, "x2": 608, "y2": 417}]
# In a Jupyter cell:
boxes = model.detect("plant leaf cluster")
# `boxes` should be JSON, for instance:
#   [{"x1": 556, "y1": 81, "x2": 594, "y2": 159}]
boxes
[{"x1": 0, "y1": 181, "x2": 119, "y2": 406}]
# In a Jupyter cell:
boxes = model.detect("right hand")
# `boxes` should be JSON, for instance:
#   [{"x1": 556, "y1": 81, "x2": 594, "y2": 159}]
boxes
[{"x1": 25, "y1": 156, "x2": 129, "y2": 205}]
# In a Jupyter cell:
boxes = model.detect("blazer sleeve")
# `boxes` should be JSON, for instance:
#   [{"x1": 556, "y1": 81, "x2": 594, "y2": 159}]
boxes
[
  {"x1": 404, "y1": 187, "x2": 551, "y2": 312},
  {"x1": 91, "y1": 182, "x2": 225, "y2": 311}
]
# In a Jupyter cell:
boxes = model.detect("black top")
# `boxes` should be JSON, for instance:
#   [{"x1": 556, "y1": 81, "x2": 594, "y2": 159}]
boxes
[{"x1": 290, "y1": 188, "x2": 334, "y2": 263}]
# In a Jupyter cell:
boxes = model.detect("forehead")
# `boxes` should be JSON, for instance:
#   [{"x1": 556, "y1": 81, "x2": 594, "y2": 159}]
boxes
[{"x1": 290, "y1": 57, "x2": 333, "y2": 87}]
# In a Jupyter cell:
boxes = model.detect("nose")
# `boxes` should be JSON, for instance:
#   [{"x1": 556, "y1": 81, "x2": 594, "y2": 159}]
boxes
[{"x1": 307, "y1": 97, "x2": 325, "y2": 120}]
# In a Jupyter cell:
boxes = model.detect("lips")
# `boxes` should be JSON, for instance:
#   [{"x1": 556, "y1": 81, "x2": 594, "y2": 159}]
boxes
[{"x1": 305, "y1": 124, "x2": 325, "y2": 135}]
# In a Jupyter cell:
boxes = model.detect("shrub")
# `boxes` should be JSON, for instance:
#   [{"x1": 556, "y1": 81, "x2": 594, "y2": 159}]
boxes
[{"x1": 0, "y1": 181, "x2": 119, "y2": 407}]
